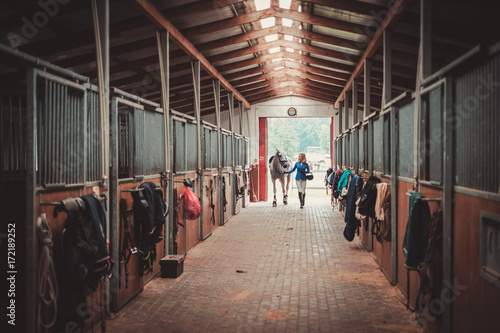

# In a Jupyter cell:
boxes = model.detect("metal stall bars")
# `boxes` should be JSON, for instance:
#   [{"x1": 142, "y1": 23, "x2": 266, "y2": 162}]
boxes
[
  {"x1": 202, "y1": 120, "x2": 219, "y2": 240},
  {"x1": 233, "y1": 133, "x2": 244, "y2": 215},
  {"x1": 110, "y1": 88, "x2": 166, "y2": 310},
  {"x1": 24, "y1": 63, "x2": 103, "y2": 332},
  {"x1": 171, "y1": 110, "x2": 199, "y2": 253},
  {"x1": 221, "y1": 128, "x2": 233, "y2": 224},
  {"x1": 243, "y1": 136, "x2": 250, "y2": 208}
]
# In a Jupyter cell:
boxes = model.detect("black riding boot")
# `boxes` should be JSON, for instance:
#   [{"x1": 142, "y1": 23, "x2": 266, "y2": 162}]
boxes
[
  {"x1": 302, "y1": 193, "x2": 306, "y2": 207},
  {"x1": 299, "y1": 192, "x2": 303, "y2": 208}
]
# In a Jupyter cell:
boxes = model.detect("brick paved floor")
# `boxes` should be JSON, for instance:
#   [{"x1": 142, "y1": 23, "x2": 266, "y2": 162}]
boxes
[{"x1": 106, "y1": 195, "x2": 421, "y2": 333}]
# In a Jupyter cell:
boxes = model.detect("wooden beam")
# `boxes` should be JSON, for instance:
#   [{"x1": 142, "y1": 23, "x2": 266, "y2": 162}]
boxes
[
  {"x1": 334, "y1": 0, "x2": 410, "y2": 109},
  {"x1": 131, "y1": 0, "x2": 250, "y2": 108},
  {"x1": 274, "y1": 8, "x2": 367, "y2": 35},
  {"x1": 296, "y1": 0, "x2": 386, "y2": 17},
  {"x1": 182, "y1": 8, "x2": 276, "y2": 38}
]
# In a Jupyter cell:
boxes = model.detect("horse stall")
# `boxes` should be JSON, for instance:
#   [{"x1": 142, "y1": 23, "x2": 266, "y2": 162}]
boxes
[
  {"x1": 109, "y1": 88, "x2": 167, "y2": 309},
  {"x1": 221, "y1": 129, "x2": 233, "y2": 224},
  {"x1": 233, "y1": 134, "x2": 245, "y2": 215},
  {"x1": 201, "y1": 122, "x2": 219, "y2": 239},
  {"x1": 333, "y1": 43, "x2": 500, "y2": 333},
  {"x1": 0, "y1": 52, "x2": 109, "y2": 332},
  {"x1": 242, "y1": 137, "x2": 251, "y2": 208},
  {"x1": 172, "y1": 111, "x2": 200, "y2": 254}
]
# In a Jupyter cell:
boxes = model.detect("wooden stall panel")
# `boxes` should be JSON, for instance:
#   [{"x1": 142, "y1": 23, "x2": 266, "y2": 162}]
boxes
[
  {"x1": 173, "y1": 183, "x2": 186, "y2": 255},
  {"x1": 453, "y1": 193, "x2": 500, "y2": 333},
  {"x1": 1, "y1": 182, "x2": 26, "y2": 327},
  {"x1": 117, "y1": 182, "x2": 143, "y2": 307},
  {"x1": 397, "y1": 180, "x2": 419, "y2": 304},
  {"x1": 201, "y1": 171, "x2": 217, "y2": 240},
  {"x1": 36, "y1": 188, "x2": 107, "y2": 331},
  {"x1": 249, "y1": 165, "x2": 259, "y2": 202},
  {"x1": 222, "y1": 172, "x2": 233, "y2": 223},
  {"x1": 372, "y1": 177, "x2": 392, "y2": 280},
  {"x1": 234, "y1": 169, "x2": 244, "y2": 215},
  {"x1": 173, "y1": 172, "x2": 200, "y2": 254}
]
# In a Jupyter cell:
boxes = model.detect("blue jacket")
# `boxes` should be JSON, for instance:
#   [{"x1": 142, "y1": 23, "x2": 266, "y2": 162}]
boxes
[
  {"x1": 288, "y1": 162, "x2": 310, "y2": 181},
  {"x1": 337, "y1": 170, "x2": 352, "y2": 191}
]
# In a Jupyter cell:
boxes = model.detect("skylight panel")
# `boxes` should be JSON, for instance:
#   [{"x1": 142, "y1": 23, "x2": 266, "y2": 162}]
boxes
[
  {"x1": 265, "y1": 34, "x2": 279, "y2": 42},
  {"x1": 260, "y1": 17, "x2": 275, "y2": 28},
  {"x1": 282, "y1": 18, "x2": 293, "y2": 27},
  {"x1": 255, "y1": 0, "x2": 270, "y2": 10},
  {"x1": 279, "y1": 0, "x2": 291, "y2": 9},
  {"x1": 286, "y1": 48, "x2": 294, "y2": 53}
]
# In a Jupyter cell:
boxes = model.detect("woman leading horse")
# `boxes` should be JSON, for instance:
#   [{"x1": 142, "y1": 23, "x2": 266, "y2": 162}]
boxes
[
  {"x1": 268, "y1": 149, "x2": 292, "y2": 207},
  {"x1": 287, "y1": 153, "x2": 311, "y2": 209}
]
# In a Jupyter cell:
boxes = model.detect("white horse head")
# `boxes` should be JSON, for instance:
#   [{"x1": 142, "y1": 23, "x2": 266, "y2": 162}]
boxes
[{"x1": 273, "y1": 149, "x2": 290, "y2": 171}]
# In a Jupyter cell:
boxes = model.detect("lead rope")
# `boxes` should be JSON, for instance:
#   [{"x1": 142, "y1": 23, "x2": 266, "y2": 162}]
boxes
[{"x1": 36, "y1": 214, "x2": 59, "y2": 332}]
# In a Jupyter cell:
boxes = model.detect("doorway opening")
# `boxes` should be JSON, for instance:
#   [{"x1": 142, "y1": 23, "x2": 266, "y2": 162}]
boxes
[{"x1": 266, "y1": 117, "x2": 332, "y2": 201}]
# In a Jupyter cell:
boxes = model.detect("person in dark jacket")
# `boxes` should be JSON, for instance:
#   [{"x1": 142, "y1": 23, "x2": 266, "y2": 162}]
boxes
[{"x1": 287, "y1": 153, "x2": 311, "y2": 208}]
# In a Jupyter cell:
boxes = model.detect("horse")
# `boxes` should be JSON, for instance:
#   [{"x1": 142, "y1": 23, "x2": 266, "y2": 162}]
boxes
[{"x1": 268, "y1": 149, "x2": 292, "y2": 207}]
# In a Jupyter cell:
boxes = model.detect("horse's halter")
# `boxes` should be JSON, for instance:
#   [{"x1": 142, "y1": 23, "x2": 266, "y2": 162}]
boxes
[{"x1": 277, "y1": 152, "x2": 289, "y2": 169}]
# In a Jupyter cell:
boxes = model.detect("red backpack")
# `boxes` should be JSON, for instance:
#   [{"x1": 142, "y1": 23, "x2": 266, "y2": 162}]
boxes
[{"x1": 183, "y1": 187, "x2": 201, "y2": 220}]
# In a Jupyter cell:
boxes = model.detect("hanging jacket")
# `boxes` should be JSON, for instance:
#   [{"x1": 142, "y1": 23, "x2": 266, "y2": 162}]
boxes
[
  {"x1": 375, "y1": 183, "x2": 389, "y2": 221},
  {"x1": 357, "y1": 176, "x2": 381, "y2": 219},
  {"x1": 131, "y1": 182, "x2": 166, "y2": 275},
  {"x1": 337, "y1": 170, "x2": 352, "y2": 191},
  {"x1": 403, "y1": 193, "x2": 431, "y2": 270},
  {"x1": 381, "y1": 188, "x2": 392, "y2": 241},
  {"x1": 343, "y1": 174, "x2": 362, "y2": 242},
  {"x1": 62, "y1": 195, "x2": 111, "y2": 293}
]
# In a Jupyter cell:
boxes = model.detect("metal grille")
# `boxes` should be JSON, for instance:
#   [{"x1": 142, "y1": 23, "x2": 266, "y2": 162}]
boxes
[
  {"x1": 373, "y1": 117, "x2": 383, "y2": 172},
  {"x1": 174, "y1": 120, "x2": 186, "y2": 172},
  {"x1": 352, "y1": 128, "x2": 359, "y2": 171},
  {"x1": 367, "y1": 121, "x2": 373, "y2": 172},
  {"x1": 359, "y1": 127, "x2": 365, "y2": 170},
  {"x1": 346, "y1": 133, "x2": 351, "y2": 168},
  {"x1": 36, "y1": 78, "x2": 85, "y2": 186},
  {"x1": 383, "y1": 115, "x2": 391, "y2": 174},
  {"x1": 118, "y1": 111, "x2": 131, "y2": 178},
  {"x1": 141, "y1": 109, "x2": 165, "y2": 175},
  {"x1": 398, "y1": 101, "x2": 415, "y2": 178},
  {"x1": 134, "y1": 108, "x2": 145, "y2": 176},
  {"x1": 186, "y1": 122, "x2": 198, "y2": 171},
  {"x1": 454, "y1": 53, "x2": 500, "y2": 193},
  {"x1": 204, "y1": 128, "x2": 211, "y2": 169},
  {"x1": 212, "y1": 130, "x2": 218, "y2": 168},
  {"x1": 428, "y1": 87, "x2": 443, "y2": 183},
  {"x1": 244, "y1": 139, "x2": 250, "y2": 167},
  {"x1": 338, "y1": 137, "x2": 343, "y2": 167},
  {"x1": 87, "y1": 90, "x2": 101, "y2": 182},
  {"x1": 0, "y1": 92, "x2": 26, "y2": 180},
  {"x1": 235, "y1": 137, "x2": 241, "y2": 166},
  {"x1": 223, "y1": 133, "x2": 232, "y2": 167}
]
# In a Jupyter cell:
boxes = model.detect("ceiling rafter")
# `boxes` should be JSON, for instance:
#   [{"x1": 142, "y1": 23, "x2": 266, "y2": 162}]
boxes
[
  {"x1": 334, "y1": 0, "x2": 410, "y2": 109},
  {"x1": 131, "y1": 0, "x2": 250, "y2": 108},
  {"x1": 296, "y1": 0, "x2": 386, "y2": 17}
]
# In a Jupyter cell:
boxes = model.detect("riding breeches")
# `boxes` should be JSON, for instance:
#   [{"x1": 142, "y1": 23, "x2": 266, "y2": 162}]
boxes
[{"x1": 296, "y1": 180, "x2": 307, "y2": 194}]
